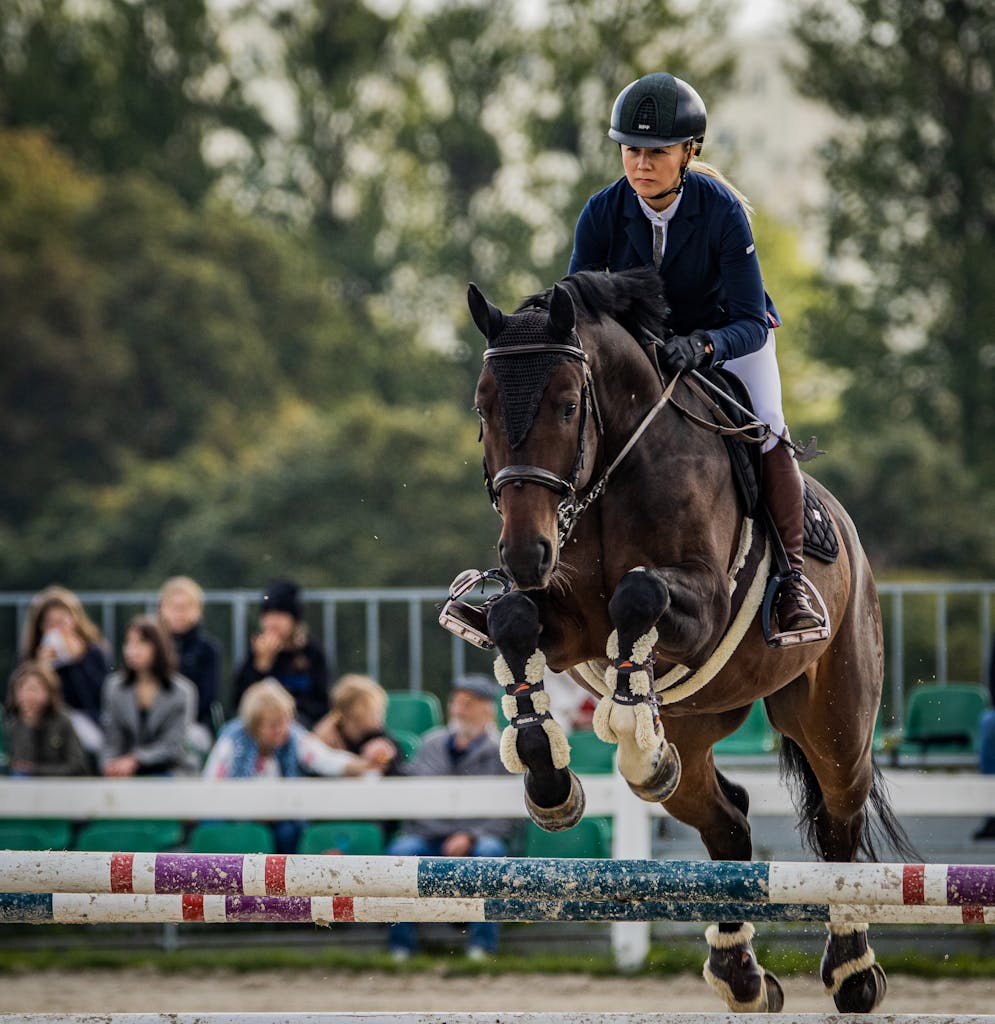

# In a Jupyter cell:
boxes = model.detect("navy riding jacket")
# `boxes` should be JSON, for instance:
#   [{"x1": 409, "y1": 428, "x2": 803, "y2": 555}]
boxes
[{"x1": 567, "y1": 171, "x2": 780, "y2": 364}]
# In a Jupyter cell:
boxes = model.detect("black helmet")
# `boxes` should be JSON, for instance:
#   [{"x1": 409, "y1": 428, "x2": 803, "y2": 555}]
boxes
[{"x1": 608, "y1": 72, "x2": 707, "y2": 153}]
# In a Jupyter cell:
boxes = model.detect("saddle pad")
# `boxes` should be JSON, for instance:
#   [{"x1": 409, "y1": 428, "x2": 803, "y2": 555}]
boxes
[{"x1": 804, "y1": 484, "x2": 839, "y2": 563}]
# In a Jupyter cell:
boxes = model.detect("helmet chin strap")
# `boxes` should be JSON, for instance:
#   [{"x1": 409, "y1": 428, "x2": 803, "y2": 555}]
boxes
[{"x1": 650, "y1": 164, "x2": 688, "y2": 201}]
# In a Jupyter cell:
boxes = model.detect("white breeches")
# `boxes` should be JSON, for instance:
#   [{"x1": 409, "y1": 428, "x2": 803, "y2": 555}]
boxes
[{"x1": 723, "y1": 328, "x2": 785, "y2": 453}]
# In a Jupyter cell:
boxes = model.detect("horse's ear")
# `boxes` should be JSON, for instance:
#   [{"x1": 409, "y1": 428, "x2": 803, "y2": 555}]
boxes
[
  {"x1": 467, "y1": 282, "x2": 504, "y2": 340},
  {"x1": 548, "y1": 283, "x2": 576, "y2": 338}
]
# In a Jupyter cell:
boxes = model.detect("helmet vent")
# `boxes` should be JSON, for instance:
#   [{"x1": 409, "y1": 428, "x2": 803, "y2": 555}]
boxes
[{"x1": 632, "y1": 96, "x2": 657, "y2": 134}]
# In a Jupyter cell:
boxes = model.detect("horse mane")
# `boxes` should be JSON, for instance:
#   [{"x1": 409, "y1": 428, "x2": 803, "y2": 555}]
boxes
[{"x1": 516, "y1": 266, "x2": 668, "y2": 343}]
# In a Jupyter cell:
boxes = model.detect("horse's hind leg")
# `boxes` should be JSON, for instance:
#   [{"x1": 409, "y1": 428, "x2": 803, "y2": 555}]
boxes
[
  {"x1": 487, "y1": 590, "x2": 583, "y2": 831},
  {"x1": 591, "y1": 569, "x2": 681, "y2": 801}
]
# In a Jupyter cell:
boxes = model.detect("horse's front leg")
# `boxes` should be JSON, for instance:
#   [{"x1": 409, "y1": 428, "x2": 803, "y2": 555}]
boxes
[
  {"x1": 487, "y1": 590, "x2": 584, "y2": 831},
  {"x1": 591, "y1": 567, "x2": 683, "y2": 801}
]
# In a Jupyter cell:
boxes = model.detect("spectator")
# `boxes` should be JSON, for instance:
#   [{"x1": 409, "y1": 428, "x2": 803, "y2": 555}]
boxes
[
  {"x1": 100, "y1": 616, "x2": 190, "y2": 777},
  {"x1": 974, "y1": 635, "x2": 995, "y2": 840},
  {"x1": 158, "y1": 575, "x2": 222, "y2": 729},
  {"x1": 386, "y1": 673, "x2": 517, "y2": 961},
  {"x1": 313, "y1": 673, "x2": 403, "y2": 776},
  {"x1": 541, "y1": 669, "x2": 597, "y2": 734},
  {"x1": 202, "y1": 679, "x2": 369, "y2": 853},
  {"x1": 4, "y1": 661, "x2": 90, "y2": 776},
  {"x1": 18, "y1": 585, "x2": 111, "y2": 751},
  {"x1": 231, "y1": 578, "x2": 329, "y2": 727}
]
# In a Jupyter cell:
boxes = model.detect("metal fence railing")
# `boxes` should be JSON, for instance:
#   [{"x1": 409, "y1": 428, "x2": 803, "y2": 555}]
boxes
[{"x1": 2, "y1": 581, "x2": 993, "y2": 722}]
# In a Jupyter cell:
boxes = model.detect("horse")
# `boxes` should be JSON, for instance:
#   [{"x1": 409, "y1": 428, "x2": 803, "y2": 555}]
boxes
[{"x1": 451, "y1": 266, "x2": 914, "y2": 1014}]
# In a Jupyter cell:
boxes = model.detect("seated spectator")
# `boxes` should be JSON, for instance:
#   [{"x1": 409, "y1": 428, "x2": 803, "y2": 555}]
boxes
[
  {"x1": 313, "y1": 673, "x2": 403, "y2": 775},
  {"x1": 158, "y1": 575, "x2": 222, "y2": 730},
  {"x1": 386, "y1": 673, "x2": 517, "y2": 961},
  {"x1": 100, "y1": 616, "x2": 190, "y2": 777},
  {"x1": 974, "y1": 635, "x2": 995, "y2": 840},
  {"x1": 231, "y1": 578, "x2": 329, "y2": 727},
  {"x1": 19, "y1": 585, "x2": 111, "y2": 751},
  {"x1": 4, "y1": 661, "x2": 90, "y2": 776},
  {"x1": 203, "y1": 679, "x2": 369, "y2": 853},
  {"x1": 542, "y1": 669, "x2": 597, "y2": 734}
]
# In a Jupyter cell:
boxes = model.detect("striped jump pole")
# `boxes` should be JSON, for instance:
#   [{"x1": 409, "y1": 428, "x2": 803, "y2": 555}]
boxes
[
  {"x1": 2, "y1": 892, "x2": 994, "y2": 926},
  {"x1": 2, "y1": 852, "x2": 995, "y2": 907},
  {"x1": 3, "y1": 1015, "x2": 995, "y2": 1024}
]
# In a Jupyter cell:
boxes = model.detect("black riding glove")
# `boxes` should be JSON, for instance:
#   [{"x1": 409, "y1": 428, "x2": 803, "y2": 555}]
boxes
[{"x1": 660, "y1": 330, "x2": 713, "y2": 375}]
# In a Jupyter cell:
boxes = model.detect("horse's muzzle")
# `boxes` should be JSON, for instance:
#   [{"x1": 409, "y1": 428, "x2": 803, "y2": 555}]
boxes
[{"x1": 499, "y1": 535, "x2": 554, "y2": 590}]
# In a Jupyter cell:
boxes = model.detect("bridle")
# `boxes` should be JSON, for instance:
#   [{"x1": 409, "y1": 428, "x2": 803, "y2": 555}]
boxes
[{"x1": 481, "y1": 329, "x2": 681, "y2": 548}]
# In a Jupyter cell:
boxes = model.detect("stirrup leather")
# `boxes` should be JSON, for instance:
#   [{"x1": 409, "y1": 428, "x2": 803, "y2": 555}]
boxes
[
  {"x1": 761, "y1": 570, "x2": 831, "y2": 647},
  {"x1": 438, "y1": 568, "x2": 512, "y2": 649}
]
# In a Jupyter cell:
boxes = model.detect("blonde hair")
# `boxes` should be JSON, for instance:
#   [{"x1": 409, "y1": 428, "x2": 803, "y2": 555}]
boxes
[
  {"x1": 5, "y1": 660, "x2": 63, "y2": 714},
  {"x1": 329, "y1": 674, "x2": 387, "y2": 724},
  {"x1": 690, "y1": 159, "x2": 754, "y2": 222},
  {"x1": 19, "y1": 585, "x2": 104, "y2": 660},
  {"x1": 158, "y1": 575, "x2": 205, "y2": 610},
  {"x1": 239, "y1": 679, "x2": 296, "y2": 737}
]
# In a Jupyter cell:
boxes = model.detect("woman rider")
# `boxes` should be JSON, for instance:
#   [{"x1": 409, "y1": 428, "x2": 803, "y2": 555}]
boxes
[{"x1": 569, "y1": 71, "x2": 825, "y2": 642}]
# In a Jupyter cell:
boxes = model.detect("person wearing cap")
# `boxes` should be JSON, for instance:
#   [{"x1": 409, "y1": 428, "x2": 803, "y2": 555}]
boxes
[
  {"x1": 569, "y1": 71, "x2": 826, "y2": 643},
  {"x1": 385, "y1": 674, "x2": 518, "y2": 961},
  {"x1": 230, "y1": 578, "x2": 330, "y2": 727}
]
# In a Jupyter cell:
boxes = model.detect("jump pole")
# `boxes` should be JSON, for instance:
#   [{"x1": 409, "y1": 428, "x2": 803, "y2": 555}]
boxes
[
  {"x1": 3, "y1": 852, "x2": 994, "y2": 907},
  {"x1": 4, "y1": 1015, "x2": 995, "y2": 1024},
  {"x1": 2, "y1": 893, "x2": 994, "y2": 926}
]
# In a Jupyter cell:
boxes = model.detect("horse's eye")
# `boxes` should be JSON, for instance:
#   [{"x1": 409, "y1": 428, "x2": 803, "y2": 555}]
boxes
[{"x1": 562, "y1": 401, "x2": 578, "y2": 421}]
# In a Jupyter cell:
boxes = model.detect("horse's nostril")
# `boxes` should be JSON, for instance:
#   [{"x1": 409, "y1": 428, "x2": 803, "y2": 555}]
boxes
[{"x1": 537, "y1": 537, "x2": 553, "y2": 572}]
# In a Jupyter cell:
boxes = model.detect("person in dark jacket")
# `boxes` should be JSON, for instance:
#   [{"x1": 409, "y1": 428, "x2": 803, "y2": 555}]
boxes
[
  {"x1": 569, "y1": 71, "x2": 826, "y2": 644},
  {"x1": 385, "y1": 674, "x2": 517, "y2": 960},
  {"x1": 4, "y1": 661, "x2": 90, "y2": 776},
  {"x1": 230, "y1": 578, "x2": 330, "y2": 728},
  {"x1": 18, "y1": 585, "x2": 110, "y2": 754},
  {"x1": 158, "y1": 576, "x2": 221, "y2": 729}
]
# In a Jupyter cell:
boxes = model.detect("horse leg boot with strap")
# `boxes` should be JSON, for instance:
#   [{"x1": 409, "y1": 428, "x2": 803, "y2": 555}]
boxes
[
  {"x1": 762, "y1": 441, "x2": 829, "y2": 645},
  {"x1": 593, "y1": 568, "x2": 681, "y2": 803},
  {"x1": 487, "y1": 591, "x2": 584, "y2": 832}
]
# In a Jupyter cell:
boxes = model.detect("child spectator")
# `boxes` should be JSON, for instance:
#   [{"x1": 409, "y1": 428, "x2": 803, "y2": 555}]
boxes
[
  {"x1": 230, "y1": 578, "x2": 329, "y2": 727},
  {"x1": 158, "y1": 575, "x2": 222, "y2": 730},
  {"x1": 313, "y1": 673, "x2": 403, "y2": 775},
  {"x1": 19, "y1": 586, "x2": 111, "y2": 750},
  {"x1": 100, "y1": 616, "x2": 190, "y2": 777},
  {"x1": 4, "y1": 661, "x2": 90, "y2": 776},
  {"x1": 203, "y1": 679, "x2": 369, "y2": 853}
]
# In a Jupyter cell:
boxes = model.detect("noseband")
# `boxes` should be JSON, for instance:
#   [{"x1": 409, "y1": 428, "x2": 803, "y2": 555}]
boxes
[{"x1": 482, "y1": 334, "x2": 603, "y2": 544}]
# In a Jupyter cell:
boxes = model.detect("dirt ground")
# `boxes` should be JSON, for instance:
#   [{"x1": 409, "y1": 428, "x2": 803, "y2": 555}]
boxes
[{"x1": 2, "y1": 968, "x2": 993, "y2": 1014}]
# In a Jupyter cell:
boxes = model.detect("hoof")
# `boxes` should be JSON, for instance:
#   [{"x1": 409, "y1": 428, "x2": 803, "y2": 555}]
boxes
[
  {"x1": 524, "y1": 768, "x2": 586, "y2": 832},
  {"x1": 833, "y1": 963, "x2": 887, "y2": 1013},
  {"x1": 627, "y1": 741, "x2": 681, "y2": 803},
  {"x1": 763, "y1": 971, "x2": 785, "y2": 1013}
]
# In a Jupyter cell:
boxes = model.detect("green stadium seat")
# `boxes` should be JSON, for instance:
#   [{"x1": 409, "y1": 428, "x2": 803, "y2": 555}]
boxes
[
  {"x1": 0, "y1": 824, "x2": 53, "y2": 850},
  {"x1": 75, "y1": 821, "x2": 167, "y2": 853},
  {"x1": 188, "y1": 821, "x2": 275, "y2": 854},
  {"x1": 0, "y1": 818, "x2": 73, "y2": 849},
  {"x1": 713, "y1": 701, "x2": 779, "y2": 757},
  {"x1": 524, "y1": 816, "x2": 612, "y2": 859},
  {"x1": 568, "y1": 730, "x2": 615, "y2": 774},
  {"x1": 84, "y1": 819, "x2": 184, "y2": 849},
  {"x1": 897, "y1": 683, "x2": 988, "y2": 758},
  {"x1": 384, "y1": 691, "x2": 444, "y2": 735},
  {"x1": 298, "y1": 821, "x2": 385, "y2": 856},
  {"x1": 391, "y1": 728, "x2": 422, "y2": 762}
]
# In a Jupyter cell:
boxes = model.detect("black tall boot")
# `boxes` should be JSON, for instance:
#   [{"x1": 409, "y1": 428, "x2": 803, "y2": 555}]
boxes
[{"x1": 762, "y1": 441, "x2": 826, "y2": 637}]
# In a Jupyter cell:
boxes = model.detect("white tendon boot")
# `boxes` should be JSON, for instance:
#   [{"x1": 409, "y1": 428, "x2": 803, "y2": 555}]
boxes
[{"x1": 593, "y1": 627, "x2": 681, "y2": 802}]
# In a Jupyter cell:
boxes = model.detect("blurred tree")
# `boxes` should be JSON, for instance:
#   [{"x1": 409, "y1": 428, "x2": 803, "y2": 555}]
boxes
[
  {"x1": 0, "y1": 0, "x2": 270, "y2": 203},
  {"x1": 791, "y1": 0, "x2": 995, "y2": 482}
]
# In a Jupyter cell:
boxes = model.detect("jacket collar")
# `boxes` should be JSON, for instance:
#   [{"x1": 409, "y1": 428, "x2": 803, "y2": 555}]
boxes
[{"x1": 622, "y1": 171, "x2": 703, "y2": 272}]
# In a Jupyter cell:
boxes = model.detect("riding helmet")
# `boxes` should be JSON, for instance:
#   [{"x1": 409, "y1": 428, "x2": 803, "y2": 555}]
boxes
[{"x1": 608, "y1": 72, "x2": 707, "y2": 153}]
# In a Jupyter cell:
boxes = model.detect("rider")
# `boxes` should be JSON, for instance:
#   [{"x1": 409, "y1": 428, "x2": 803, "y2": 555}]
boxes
[{"x1": 569, "y1": 71, "x2": 825, "y2": 642}]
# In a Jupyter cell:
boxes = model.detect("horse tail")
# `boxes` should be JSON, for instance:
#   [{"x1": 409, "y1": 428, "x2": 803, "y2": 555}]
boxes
[{"x1": 779, "y1": 736, "x2": 920, "y2": 862}]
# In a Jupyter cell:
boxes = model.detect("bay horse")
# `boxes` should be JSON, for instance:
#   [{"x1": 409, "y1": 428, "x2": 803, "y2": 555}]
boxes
[{"x1": 453, "y1": 267, "x2": 913, "y2": 1014}]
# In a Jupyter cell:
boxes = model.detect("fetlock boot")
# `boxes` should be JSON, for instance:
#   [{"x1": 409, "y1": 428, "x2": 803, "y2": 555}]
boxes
[{"x1": 762, "y1": 440, "x2": 826, "y2": 636}]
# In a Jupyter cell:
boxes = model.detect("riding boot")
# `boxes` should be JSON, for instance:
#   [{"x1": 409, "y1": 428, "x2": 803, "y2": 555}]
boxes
[{"x1": 762, "y1": 441, "x2": 826, "y2": 636}]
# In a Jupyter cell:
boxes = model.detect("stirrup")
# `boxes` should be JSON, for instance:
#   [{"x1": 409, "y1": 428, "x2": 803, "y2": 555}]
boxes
[
  {"x1": 761, "y1": 571, "x2": 831, "y2": 647},
  {"x1": 438, "y1": 568, "x2": 512, "y2": 649}
]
